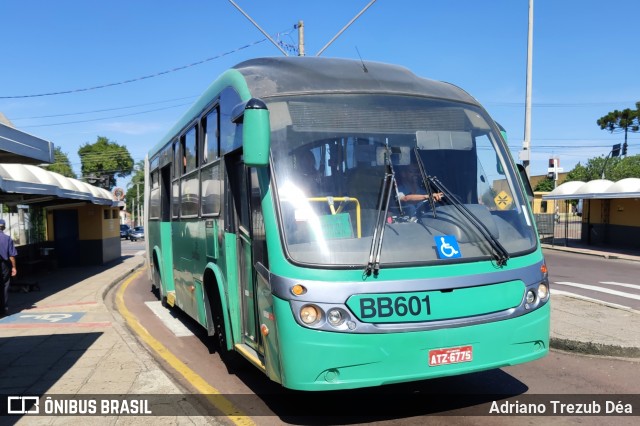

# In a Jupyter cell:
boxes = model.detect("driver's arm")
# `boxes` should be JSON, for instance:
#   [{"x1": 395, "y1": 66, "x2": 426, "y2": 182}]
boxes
[{"x1": 402, "y1": 192, "x2": 444, "y2": 202}]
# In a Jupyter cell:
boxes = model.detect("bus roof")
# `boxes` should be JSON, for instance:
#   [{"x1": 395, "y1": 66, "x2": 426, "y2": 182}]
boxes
[
  {"x1": 233, "y1": 57, "x2": 477, "y2": 103},
  {"x1": 151, "y1": 57, "x2": 480, "y2": 156}
]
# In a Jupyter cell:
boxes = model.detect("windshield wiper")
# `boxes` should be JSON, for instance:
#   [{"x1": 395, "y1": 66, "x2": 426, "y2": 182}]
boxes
[
  {"x1": 429, "y1": 175, "x2": 509, "y2": 266},
  {"x1": 414, "y1": 148, "x2": 508, "y2": 265},
  {"x1": 364, "y1": 142, "x2": 401, "y2": 277},
  {"x1": 414, "y1": 147, "x2": 438, "y2": 219}
]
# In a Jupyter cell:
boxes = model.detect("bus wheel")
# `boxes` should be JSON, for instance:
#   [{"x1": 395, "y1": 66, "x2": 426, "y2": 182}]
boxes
[
  {"x1": 152, "y1": 254, "x2": 168, "y2": 307},
  {"x1": 212, "y1": 292, "x2": 227, "y2": 352}
]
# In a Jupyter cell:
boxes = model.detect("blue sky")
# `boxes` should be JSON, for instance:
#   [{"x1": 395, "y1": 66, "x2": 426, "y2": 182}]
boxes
[{"x1": 1, "y1": 0, "x2": 638, "y2": 190}]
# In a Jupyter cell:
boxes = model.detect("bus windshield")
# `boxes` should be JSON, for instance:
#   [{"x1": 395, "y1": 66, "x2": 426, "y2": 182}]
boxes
[{"x1": 268, "y1": 94, "x2": 537, "y2": 267}]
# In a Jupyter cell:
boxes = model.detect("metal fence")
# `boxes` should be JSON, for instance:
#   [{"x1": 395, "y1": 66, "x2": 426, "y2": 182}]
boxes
[{"x1": 534, "y1": 207, "x2": 583, "y2": 246}]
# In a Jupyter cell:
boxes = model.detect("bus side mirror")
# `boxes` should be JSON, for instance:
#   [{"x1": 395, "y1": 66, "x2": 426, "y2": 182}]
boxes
[
  {"x1": 242, "y1": 98, "x2": 270, "y2": 167},
  {"x1": 516, "y1": 163, "x2": 534, "y2": 202}
]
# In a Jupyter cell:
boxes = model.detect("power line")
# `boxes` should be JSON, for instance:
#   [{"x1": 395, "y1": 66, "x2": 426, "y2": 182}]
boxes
[
  {"x1": 0, "y1": 39, "x2": 269, "y2": 99},
  {"x1": 487, "y1": 101, "x2": 640, "y2": 108},
  {"x1": 21, "y1": 102, "x2": 192, "y2": 128},
  {"x1": 10, "y1": 96, "x2": 197, "y2": 120}
]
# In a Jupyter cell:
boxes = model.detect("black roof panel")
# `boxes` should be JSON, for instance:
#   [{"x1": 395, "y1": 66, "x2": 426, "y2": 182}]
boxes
[{"x1": 233, "y1": 57, "x2": 477, "y2": 104}]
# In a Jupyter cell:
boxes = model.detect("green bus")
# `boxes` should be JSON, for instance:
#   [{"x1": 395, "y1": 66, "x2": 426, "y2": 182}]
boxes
[{"x1": 144, "y1": 57, "x2": 549, "y2": 391}]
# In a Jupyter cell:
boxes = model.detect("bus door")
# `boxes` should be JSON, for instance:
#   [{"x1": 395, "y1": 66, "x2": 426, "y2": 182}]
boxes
[
  {"x1": 158, "y1": 164, "x2": 174, "y2": 296},
  {"x1": 227, "y1": 153, "x2": 261, "y2": 352}
]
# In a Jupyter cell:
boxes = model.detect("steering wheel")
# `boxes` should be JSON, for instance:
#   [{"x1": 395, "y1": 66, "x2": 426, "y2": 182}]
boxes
[{"x1": 415, "y1": 195, "x2": 443, "y2": 217}]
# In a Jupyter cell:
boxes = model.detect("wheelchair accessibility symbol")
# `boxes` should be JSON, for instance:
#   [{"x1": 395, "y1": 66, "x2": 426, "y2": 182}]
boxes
[{"x1": 435, "y1": 236, "x2": 462, "y2": 259}]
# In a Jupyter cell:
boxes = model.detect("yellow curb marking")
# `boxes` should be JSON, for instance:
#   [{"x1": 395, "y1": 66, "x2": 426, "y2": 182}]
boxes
[{"x1": 116, "y1": 269, "x2": 255, "y2": 426}]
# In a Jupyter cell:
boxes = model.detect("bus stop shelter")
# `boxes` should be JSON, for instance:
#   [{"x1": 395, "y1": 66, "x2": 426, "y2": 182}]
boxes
[
  {"x1": 542, "y1": 178, "x2": 640, "y2": 249},
  {"x1": 0, "y1": 119, "x2": 54, "y2": 165},
  {"x1": 0, "y1": 117, "x2": 120, "y2": 268}
]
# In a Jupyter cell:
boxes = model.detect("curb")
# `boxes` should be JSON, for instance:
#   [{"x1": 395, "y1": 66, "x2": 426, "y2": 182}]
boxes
[
  {"x1": 99, "y1": 257, "x2": 146, "y2": 302},
  {"x1": 550, "y1": 337, "x2": 640, "y2": 359},
  {"x1": 541, "y1": 244, "x2": 640, "y2": 262}
]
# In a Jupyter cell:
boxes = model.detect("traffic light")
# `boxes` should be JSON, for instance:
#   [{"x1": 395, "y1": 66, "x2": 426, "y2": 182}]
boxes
[
  {"x1": 547, "y1": 158, "x2": 558, "y2": 180},
  {"x1": 612, "y1": 143, "x2": 621, "y2": 157},
  {"x1": 622, "y1": 142, "x2": 628, "y2": 156}
]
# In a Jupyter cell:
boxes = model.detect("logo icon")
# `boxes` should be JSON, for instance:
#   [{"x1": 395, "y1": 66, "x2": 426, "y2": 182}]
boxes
[{"x1": 7, "y1": 396, "x2": 39, "y2": 414}]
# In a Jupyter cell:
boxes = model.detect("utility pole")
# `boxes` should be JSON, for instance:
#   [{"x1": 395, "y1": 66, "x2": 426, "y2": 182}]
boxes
[
  {"x1": 137, "y1": 182, "x2": 140, "y2": 227},
  {"x1": 297, "y1": 20, "x2": 305, "y2": 56},
  {"x1": 520, "y1": 0, "x2": 534, "y2": 175}
]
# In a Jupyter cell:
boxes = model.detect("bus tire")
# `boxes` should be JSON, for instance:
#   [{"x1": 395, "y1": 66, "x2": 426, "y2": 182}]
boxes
[
  {"x1": 211, "y1": 289, "x2": 227, "y2": 352},
  {"x1": 203, "y1": 271, "x2": 227, "y2": 353},
  {"x1": 152, "y1": 252, "x2": 168, "y2": 307}
]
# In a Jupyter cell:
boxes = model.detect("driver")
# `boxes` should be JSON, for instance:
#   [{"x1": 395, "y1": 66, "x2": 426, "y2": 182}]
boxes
[{"x1": 396, "y1": 165, "x2": 443, "y2": 216}]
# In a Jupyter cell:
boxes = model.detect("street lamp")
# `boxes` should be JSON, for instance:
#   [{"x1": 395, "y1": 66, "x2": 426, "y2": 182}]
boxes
[{"x1": 601, "y1": 144, "x2": 621, "y2": 179}]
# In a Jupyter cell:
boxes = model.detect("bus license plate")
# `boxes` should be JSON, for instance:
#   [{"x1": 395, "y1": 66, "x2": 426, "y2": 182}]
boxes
[{"x1": 428, "y1": 345, "x2": 473, "y2": 366}]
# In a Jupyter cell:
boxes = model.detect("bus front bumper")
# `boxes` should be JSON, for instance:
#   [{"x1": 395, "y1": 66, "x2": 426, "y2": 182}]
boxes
[{"x1": 274, "y1": 300, "x2": 550, "y2": 391}]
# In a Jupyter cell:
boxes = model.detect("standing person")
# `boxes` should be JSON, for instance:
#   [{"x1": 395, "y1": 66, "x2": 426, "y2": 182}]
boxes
[{"x1": 0, "y1": 219, "x2": 17, "y2": 317}]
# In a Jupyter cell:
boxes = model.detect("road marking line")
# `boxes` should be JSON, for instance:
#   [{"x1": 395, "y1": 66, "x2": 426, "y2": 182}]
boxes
[
  {"x1": 599, "y1": 281, "x2": 640, "y2": 290},
  {"x1": 116, "y1": 269, "x2": 254, "y2": 426},
  {"x1": 555, "y1": 281, "x2": 640, "y2": 301},
  {"x1": 551, "y1": 289, "x2": 631, "y2": 310},
  {"x1": 144, "y1": 301, "x2": 194, "y2": 337},
  {"x1": 135, "y1": 250, "x2": 146, "y2": 256}
]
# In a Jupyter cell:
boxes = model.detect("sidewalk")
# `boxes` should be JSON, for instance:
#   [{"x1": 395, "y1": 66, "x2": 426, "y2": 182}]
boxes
[
  {"x1": 0, "y1": 253, "x2": 220, "y2": 425},
  {"x1": 0, "y1": 245, "x2": 638, "y2": 422},
  {"x1": 542, "y1": 242, "x2": 640, "y2": 358}
]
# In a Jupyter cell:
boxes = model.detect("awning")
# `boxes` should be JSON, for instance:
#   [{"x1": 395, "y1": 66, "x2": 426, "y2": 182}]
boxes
[
  {"x1": 0, "y1": 121, "x2": 55, "y2": 165},
  {"x1": 0, "y1": 163, "x2": 115, "y2": 206},
  {"x1": 543, "y1": 178, "x2": 640, "y2": 200}
]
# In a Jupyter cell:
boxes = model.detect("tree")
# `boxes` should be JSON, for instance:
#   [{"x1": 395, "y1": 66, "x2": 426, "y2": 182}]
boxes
[
  {"x1": 533, "y1": 177, "x2": 555, "y2": 192},
  {"x1": 78, "y1": 136, "x2": 134, "y2": 190},
  {"x1": 41, "y1": 147, "x2": 77, "y2": 178},
  {"x1": 564, "y1": 155, "x2": 640, "y2": 183},
  {"x1": 597, "y1": 102, "x2": 640, "y2": 157}
]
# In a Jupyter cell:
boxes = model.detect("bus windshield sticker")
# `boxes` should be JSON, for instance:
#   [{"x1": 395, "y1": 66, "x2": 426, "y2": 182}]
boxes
[{"x1": 435, "y1": 235, "x2": 462, "y2": 259}]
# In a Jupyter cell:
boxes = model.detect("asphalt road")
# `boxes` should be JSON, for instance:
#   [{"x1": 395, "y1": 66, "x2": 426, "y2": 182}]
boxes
[
  {"x1": 543, "y1": 249, "x2": 640, "y2": 310},
  {"x1": 113, "y1": 247, "x2": 640, "y2": 425}
]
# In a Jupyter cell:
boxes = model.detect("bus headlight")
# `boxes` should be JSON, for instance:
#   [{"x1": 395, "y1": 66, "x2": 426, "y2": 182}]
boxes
[
  {"x1": 526, "y1": 290, "x2": 536, "y2": 304},
  {"x1": 327, "y1": 308, "x2": 345, "y2": 327},
  {"x1": 538, "y1": 283, "x2": 549, "y2": 300},
  {"x1": 300, "y1": 305, "x2": 321, "y2": 325}
]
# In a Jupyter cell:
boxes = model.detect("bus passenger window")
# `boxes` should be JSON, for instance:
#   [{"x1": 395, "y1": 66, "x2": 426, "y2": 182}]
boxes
[
  {"x1": 173, "y1": 140, "x2": 181, "y2": 178},
  {"x1": 185, "y1": 126, "x2": 197, "y2": 173},
  {"x1": 202, "y1": 109, "x2": 219, "y2": 164},
  {"x1": 220, "y1": 87, "x2": 241, "y2": 155}
]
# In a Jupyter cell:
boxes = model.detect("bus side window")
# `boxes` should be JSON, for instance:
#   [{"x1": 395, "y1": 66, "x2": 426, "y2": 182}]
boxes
[
  {"x1": 172, "y1": 140, "x2": 181, "y2": 218},
  {"x1": 173, "y1": 140, "x2": 181, "y2": 179},
  {"x1": 202, "y1": 108, "x2": 219, "y2": 164},
  {"x1": 185, "y1": 126, "x2": 198, "y2": 173},
  {"x1": 220, "y1": 87, "x2": 241, "y2": 156}
]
